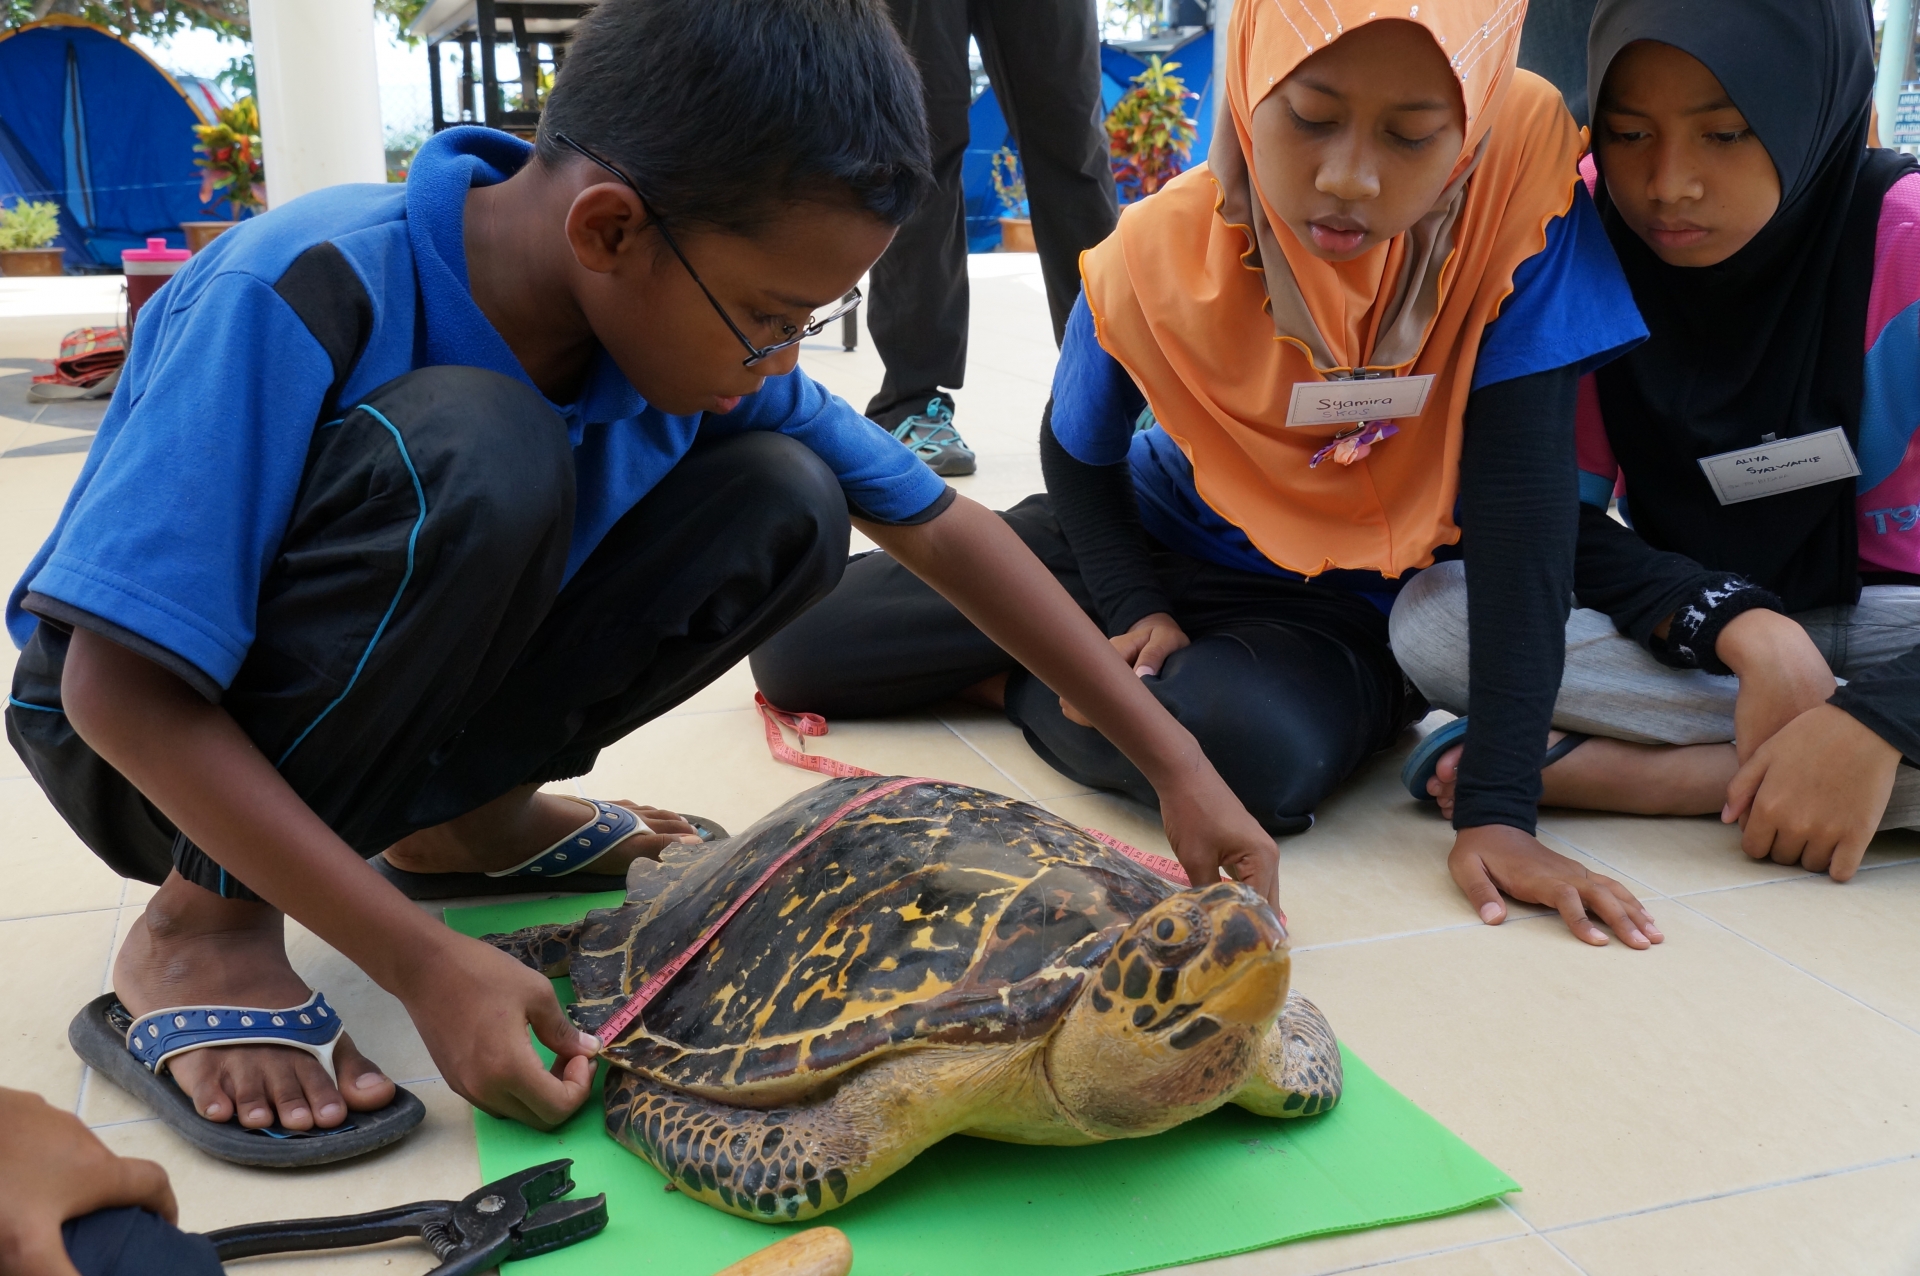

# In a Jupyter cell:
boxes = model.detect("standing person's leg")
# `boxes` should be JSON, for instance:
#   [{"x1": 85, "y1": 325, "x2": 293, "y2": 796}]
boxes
[
  {"x1": 750, "y1": 494, "x2": 1092, "y2": 716},
  {"x1": 866, "y1": 0, "x2": 972, "y2": 432},
  {"x1": 1009, "y1": 566, "x2": 1421, "y2": 835},
  {"x1": 974, "y1": 0, "x2": 1118, "y2": 341}
]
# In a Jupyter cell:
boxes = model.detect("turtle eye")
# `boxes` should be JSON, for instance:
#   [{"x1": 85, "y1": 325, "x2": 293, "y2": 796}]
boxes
[{"x1": 1143, "y1": 904, "x2": 1209, "y2": 964}]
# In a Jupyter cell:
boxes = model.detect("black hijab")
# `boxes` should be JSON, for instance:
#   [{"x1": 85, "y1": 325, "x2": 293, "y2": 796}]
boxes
[{"x1": 1588, "y1": 0, "x2": 1917, "y2": 612}]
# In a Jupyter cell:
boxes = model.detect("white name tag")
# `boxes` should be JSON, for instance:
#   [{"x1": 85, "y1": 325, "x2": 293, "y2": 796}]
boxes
[
  {"x1": 1696, "y1": 428, "x2": 1861, "y2": 505},
  {"x1": 1286, "y1": 374, "x2": 1436, "y2": 428}
]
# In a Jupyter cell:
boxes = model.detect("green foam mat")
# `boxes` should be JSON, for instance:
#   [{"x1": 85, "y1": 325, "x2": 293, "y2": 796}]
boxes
[{"x1": 449, "y1": 894, "x2": 1517, "y2": 1276}]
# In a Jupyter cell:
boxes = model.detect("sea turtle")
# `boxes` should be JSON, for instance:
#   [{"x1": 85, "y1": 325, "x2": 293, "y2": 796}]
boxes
[{"x1": 489, "y1": 775, "x2": 1341, "y2": 1223}]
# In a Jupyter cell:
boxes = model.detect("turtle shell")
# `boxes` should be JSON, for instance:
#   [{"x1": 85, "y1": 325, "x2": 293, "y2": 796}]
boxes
[{"x1": 565, "y1": 776, "x2": 1182, "y2": 1100}]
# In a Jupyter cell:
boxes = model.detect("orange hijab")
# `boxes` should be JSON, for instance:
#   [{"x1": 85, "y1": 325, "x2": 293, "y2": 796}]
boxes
[{"x1": 1080, "y1": 0, "x2": 1583, "y2": 578}]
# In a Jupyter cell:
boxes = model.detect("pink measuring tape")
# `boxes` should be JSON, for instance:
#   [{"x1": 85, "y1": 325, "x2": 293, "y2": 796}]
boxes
[
  {"x1": 592, "y1": 700, "x2": 1241, "y2": 1046},
  {"x1": 754, "y1": 692, "x2": 1198, "y2": 885}
]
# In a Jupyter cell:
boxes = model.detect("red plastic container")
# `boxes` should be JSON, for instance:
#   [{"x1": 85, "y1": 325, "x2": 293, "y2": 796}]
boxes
[{"x1": 121, "y1": 237, "x2": 191, "y2": 334}]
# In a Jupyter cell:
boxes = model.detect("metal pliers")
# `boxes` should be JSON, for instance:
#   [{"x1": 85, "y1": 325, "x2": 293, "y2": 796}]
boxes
[{"x1": 201, "y1": 1159, "x2": 607, "y2": 1275}]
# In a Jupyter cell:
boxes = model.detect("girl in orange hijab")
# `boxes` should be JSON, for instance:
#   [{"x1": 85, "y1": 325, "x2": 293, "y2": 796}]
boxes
[{"x1": 756, "y1": 0, "x2": 1652, "y2": 947}]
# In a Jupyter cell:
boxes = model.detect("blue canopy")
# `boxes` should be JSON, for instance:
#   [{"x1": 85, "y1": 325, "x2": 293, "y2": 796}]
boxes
[
  {"x1": 965, "y1": 29, "x2": 1217, "y2": 251},
  {"x1": 0, "y1": 18, "x2": 220, "y2": 268}
]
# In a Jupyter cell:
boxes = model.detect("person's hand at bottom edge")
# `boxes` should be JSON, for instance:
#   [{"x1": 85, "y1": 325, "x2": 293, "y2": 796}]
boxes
[
  {"x1": 0, "y1": 1086, "x2": 179, "y2": 1276},
  {"x1": 1449, "y1": 824, "x2": 1663, "y2": 949}
]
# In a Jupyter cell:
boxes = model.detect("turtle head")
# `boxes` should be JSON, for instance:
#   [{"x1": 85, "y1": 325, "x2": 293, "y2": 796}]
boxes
[{"x1": 1047, "y1": 882, "x2": 1289, "y2": 1136}]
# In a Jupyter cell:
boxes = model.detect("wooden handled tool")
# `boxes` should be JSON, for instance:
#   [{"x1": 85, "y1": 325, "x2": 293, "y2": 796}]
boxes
[{"x1": 711, "y1": 1227, "x2": 853, "y2": 1276}]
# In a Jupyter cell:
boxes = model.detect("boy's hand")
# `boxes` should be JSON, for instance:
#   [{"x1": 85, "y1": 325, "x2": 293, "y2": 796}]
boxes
[
  {"x1": 1449, "y1": 824, "x2": 1661, "y2": 948},
  {"x1": 1159, "y1": 776, "x2": 1280, "y2": 906},
  {"x1": 1715, "y1": 609, "x2": 1835, "y2": 762},
  {"x1": 0, "y1": 1086, "x2": 178, "y2": 1276},
  {"x1": 397, "y1": 932, "x2": 600, "y2": 1130},
  {"x1": 1723, "y1": 703, "x2": 1900, "y2": 881},
  {"x1": 1061, "y1": 613, "x2": 1193, "y2": 725}
]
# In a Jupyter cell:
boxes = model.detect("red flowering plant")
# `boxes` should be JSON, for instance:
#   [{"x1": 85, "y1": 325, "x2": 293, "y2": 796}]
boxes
[
  {"x1": 193, "y1": 96, "x2": 266, "y2": 217},
  {"x1": 1106, "y1": 56, "x2": 1197, "y2": 202}
]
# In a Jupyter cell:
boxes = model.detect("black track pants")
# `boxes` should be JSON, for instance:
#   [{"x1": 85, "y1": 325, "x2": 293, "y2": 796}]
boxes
[
  {"x1": 864, "y1": 0, "x2": 1119, "y2": 421},
  {"x1": 750, "y1": 495, "x2": 1424, "y2": 835},
  {"x1": 7, "y1": 366, "x2": 849, "y2": 897}
]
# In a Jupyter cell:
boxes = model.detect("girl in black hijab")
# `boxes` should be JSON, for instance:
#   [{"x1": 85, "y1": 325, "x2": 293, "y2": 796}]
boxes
[{"x1": 1392, "y1": 0, "x2": 1920, "y2": 882}]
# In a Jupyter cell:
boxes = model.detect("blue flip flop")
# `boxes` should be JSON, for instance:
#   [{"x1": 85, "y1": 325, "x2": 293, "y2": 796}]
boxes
[
  {"x1": 1401, "y1": 717, "x2": 1591, "y2": 803},
  {"x1": 69, "y1": 990, "x2": 425, "y2": 1168},
  {"x1": 371, "y1": 799, "x2": 728, "y2": 900}
]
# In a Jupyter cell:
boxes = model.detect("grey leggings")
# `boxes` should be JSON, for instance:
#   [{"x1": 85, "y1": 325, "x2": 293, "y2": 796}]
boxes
[{"x1": 1389, "y1": 560, "x2": 1920, "y2": 828}]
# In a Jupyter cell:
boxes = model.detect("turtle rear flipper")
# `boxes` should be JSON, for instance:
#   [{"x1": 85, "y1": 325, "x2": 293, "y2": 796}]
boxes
[
  {"x1": 1230, "y1": 990, "x2": 1343, "y2": 1118},
  {"x1": 604, "y1": 1054, "x2": 977, "y2": 1222},
  {"x1": 483, "y1": 920, "x2": 586, "y2": 978}
]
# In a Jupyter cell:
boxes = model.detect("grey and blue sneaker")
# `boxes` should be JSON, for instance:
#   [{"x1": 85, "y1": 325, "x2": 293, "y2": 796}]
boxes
[{"x1": 888, "y1": 397, "x2": 977, "y2": 477}]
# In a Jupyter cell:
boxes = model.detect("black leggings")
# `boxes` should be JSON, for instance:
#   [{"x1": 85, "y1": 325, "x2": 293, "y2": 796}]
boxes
[
  {"x1": 750, "y1": 495, "x2": 1424, "y2": 835},
  {"x1": 7, "y1": 366, "x2": 849, "y2": 897}
]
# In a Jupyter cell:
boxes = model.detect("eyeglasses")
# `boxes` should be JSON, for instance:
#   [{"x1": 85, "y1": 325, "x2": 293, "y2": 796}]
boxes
[{"x1": 552, "y1": 132, "x2": 861, "y2": 368}]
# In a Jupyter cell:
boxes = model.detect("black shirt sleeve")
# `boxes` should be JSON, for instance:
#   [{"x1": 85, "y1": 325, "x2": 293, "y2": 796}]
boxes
[
  {"x1": 1450, "y1": 365, "x2": 1580, "y2": 833},
  {"x1": 1830, "y1": 648, "x2": 1920, "y2": 764},
  {"x1": 1040, "y1": 402, "x2": 1174, "y2": 636},
  {"x1": 1573, "y1": 504, "x2": 1779, "y2": 675}
]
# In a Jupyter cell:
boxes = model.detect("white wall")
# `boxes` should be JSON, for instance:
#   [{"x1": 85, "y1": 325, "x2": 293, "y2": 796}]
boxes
[{"x1": 250, "y1": 0, "x2": 387, "y2": 206}]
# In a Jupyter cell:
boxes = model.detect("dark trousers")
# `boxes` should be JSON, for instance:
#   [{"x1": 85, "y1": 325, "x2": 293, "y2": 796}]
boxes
[
  {"x1": 7, "y1": 366, "x2": 848, "y2": 897},
  {"x1": 865, "y1": 0, "x2": 1118, "y2": 424},
  {"x1": 750, "y1": 496, "x2": 1425, "y2": 835}
]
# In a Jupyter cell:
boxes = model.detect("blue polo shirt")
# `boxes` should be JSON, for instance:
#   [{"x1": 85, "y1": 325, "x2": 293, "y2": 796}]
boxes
[{"x1": 6, "y1": 127, "x2": 945, "y2": 693}]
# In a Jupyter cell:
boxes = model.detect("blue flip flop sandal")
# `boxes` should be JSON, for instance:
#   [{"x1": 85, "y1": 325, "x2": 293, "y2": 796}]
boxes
[
  {"x1": 370, "y1": 799, "x2": 729, "y2": 901},
  {"x1": 1400, "y1": 717, "x2": 1591, "y2": 802},
  {"x1": 68, "y1": 990, "x2": 425, "y2": 1168}
]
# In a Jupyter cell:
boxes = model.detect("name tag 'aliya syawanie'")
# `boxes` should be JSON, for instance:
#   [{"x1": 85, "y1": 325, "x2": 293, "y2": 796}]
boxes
[
  {"x1": 1696, "y1": 428, "x2": 1860, "y2": 505},
  {"x1": 1285, "y1": 374, "x2": 1436, "y2": 428}
]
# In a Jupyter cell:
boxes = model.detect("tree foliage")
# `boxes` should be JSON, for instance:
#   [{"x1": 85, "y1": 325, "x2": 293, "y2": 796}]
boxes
[{"x1": 4, "y1": 0, "x2": 431, "y2": 43}]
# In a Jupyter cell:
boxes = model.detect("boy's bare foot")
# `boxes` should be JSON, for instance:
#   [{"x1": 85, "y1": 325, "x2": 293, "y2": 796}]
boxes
[
  {"x1": 381, "y1": 783, "x2": 701, "y2": 877},
  {"x1": 1427, "y1": 733, "x2": 1739, "y2": 820},
  {"x1": 112, "y1": 873, "x2": 396, "y2": 1131}
]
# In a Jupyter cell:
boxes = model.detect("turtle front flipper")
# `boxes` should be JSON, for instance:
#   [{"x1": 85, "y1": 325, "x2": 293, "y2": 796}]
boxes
[
  {"x1": 483, "y1": 921, "x2": 585, "y2": 978},
  {"x1": 1230, "y1": 990, "x2": 1343, "y2": 1118},
  {"x1": 604, "y1": 1052, "x2": 982, "y2": 1223}
]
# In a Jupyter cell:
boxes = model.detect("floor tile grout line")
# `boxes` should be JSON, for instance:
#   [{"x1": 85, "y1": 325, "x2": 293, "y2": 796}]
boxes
[
  {"x1": 1292, "y1": 911, "x2": 1560, "y2": 955},
  {"x1": 0, "y1": 902, "x2": 126, "y2": 925},
  {"x1": 1530, "y1": 821, "x2": 1673, "y2": 900},
  {"x1": 1290, "y1": 1231, "x2": 1540, "y2": 1276},
  {"x1": 933, "y1": 712, "x2": 1044, "y2": 803},
  {"x1": 1526, "y1": 1149, "x2": 1920, "y2": 1236},
  {"x1": 1665, "y1": 856, "x2": 1920, "y2": 899},
  {"x1": 1496, "y1": 1199, "x2": 1593, "y2": 1274},
  {"x1": 1658, "y1": 892, "x2": 1920, "y2": 1039}
]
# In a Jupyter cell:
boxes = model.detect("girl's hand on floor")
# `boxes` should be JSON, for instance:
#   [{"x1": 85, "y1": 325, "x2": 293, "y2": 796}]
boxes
[
  {"x1": 1449, "y1": 824, "x2": 1661, "y2": 948},
  {"x1": 0, "y1": 1086, "x2": 178, "y2": 1276},
  {"x1": 1722, "y1": 703, "x2": 1899, "y2": 880},
  {"x1": 1716, "y1": 609, "x2": 1836, "y2": 762},
  {"x1": 398, "y1": 932, "x2": 600, "y2": 1130}
]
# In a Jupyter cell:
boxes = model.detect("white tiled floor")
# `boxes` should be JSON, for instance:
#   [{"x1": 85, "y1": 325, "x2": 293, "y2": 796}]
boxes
[{"x1": 5, "y1": 263, "x2": 1919, "y2": 1274}]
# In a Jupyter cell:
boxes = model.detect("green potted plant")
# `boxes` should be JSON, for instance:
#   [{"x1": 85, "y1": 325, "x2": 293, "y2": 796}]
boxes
[
  {"x1": 187, "y1": 95, "x2": 266, "y2": 251},
  {"x1": 1106, "y1": 55, "x2": 1198, "y2": 203},
  {"x1": 0, "y1": 198, "x2": 64, "y2": 276},
  {"x1": 991, "y1": 146, "x2": 1034, "y2": 252}
]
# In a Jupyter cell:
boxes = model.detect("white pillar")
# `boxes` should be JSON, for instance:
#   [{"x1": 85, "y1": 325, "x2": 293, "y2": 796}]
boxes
[
  {"x1": 1877, "y1": 0, "x2": 1916, "y2": 146},
  {"x1": 1214, "y1": 0, "x2": 1233, "y2": 99},
  {"x1": 250, "y1": 0, "x2": 386, "y2": 206}
]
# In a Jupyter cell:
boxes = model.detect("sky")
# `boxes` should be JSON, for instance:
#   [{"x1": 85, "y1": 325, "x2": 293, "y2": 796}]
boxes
[{"x1": 133, "y1": 20, "x2": 440, "y2": 151}]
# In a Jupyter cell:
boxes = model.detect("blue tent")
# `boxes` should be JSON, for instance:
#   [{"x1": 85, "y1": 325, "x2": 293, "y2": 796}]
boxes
[
  {"x1": 0, "y1": 18, "x2": 220, "y2": 268},
  {"x1": 965, "y1": 28, "x2": 1217, "y2": 251}
]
